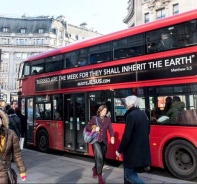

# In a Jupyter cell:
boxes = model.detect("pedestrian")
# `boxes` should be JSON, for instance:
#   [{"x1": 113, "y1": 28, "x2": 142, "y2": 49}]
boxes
[
  {"x1": 116, "y1": 96, "x2": 151, "y2": 184},
  {"x1": 86, "y1": 105, "x2": 115, "y2": 184},
  {"x1": 15, "y1": 108, "x2": 27, "y2": 148},
  {"x1": 5, "y1": 104, "x2": 11, "y2": 114},
  {"x1": 7, "y1": 108, "x2": 21, "y2": 139},
  {"x1": 0, "y1": 109, "x2": 27, "y2": 183}
]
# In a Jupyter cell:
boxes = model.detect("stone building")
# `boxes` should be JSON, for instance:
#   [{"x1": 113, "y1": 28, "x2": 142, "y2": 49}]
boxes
[
  {"x1": 0, "y1": 15, "x2": 101, "y2": 103},
  {"x1": 124, "y1": 0, "x2": 197, "y2": 27}
]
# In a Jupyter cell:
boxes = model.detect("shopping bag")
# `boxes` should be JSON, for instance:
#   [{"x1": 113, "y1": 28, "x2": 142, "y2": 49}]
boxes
[{"x1": 20, "y1": 137, "x2": 25, "y2": 150}]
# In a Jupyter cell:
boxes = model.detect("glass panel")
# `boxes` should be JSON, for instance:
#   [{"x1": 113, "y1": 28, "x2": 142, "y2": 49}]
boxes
[
  {"x1": 53, "y1": 95, "x2": 63, "y2": 120},
  {"x1": 88, "y1": 91, "x2": 111, "y2": 120},
  {"x1": 23, "y1": 63, "x2": 30, "y2": 76},
  {"x1": 113, "y1": 33, "x2": 145, "y2": 60},
  {"x1": 31, "y1": 64, "x2": 44, "y2": 74},
  {"x1": 21, "y1": 98, "x2": 25, "y2": 115},
  {"x1": 45, "y1": 103, "x2": 51, "y2": 119},
  {"x1": 113, "y1": 88, "x2": 146, "y2": 122},
  {"x1": 89, "y1": 42, "x2": 111, "y2": 64},
  {"x1": 78, "y1": 49, "x2": 88, "y2": 66},
  {"x1": 64, "y1": 51, "x2": 79, "y2": 68},
  {"x1": 45, "y1": 55, "x2": 63, "y2": 72}
]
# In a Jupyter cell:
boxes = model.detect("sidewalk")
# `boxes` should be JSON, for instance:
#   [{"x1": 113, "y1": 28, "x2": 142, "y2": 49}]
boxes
[{"x1": 12, "y1": 149, "x2": 195, "y2": 184}]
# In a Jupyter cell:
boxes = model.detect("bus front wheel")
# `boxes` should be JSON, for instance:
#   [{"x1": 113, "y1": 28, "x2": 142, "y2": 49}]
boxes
[
  {"x1": 165, "y1": 139, "x2": 197, "y2": 180},
  {"x1": 36, "y1": 129, "x2": 49, "y2": 152}
]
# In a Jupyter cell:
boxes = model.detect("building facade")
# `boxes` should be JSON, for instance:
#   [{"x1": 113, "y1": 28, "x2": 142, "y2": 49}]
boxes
[
  {"x1": 0, "y1": 15, "x2": 101, "y2": 104},
  {"x1": 124, "y1": 0, "x2": 197, "y2": 27}
]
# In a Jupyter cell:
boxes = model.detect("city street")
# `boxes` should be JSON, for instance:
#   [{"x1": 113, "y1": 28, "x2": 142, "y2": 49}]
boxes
[{"x1": 12, "y1": 148, "x2": 196, "y2": 184}]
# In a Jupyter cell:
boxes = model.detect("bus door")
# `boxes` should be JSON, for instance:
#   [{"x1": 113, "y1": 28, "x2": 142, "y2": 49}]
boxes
[
  {"x1": 64, "y1": 93, "x2": 87, "y2": 152},
  {"x1": 26, "y1": 98, "x2": 34, "y2": 142}
]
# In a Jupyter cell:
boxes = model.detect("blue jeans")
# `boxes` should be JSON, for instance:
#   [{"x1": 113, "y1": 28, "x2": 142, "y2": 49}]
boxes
[{"x1": 125, "y1": 168, "x2": 145, "y2": 184}]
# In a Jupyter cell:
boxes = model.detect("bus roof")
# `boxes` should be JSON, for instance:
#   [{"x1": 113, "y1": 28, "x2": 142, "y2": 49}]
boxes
[{"x1": 27, "y1": 9, "x2": 197, "y2": 62}]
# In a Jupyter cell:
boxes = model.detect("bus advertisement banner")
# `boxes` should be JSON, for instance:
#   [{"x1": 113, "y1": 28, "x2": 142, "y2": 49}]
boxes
[{"x1": 35, "y1": 53, "x2": 197, "y2": 92}]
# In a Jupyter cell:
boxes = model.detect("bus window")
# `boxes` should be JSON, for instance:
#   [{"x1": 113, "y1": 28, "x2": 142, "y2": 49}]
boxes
[
  {"x1": 64, "y1": 51, "x2": 79, "y2": 68},
  {"x1": 31, "y1": 59, "x2": 44, "y2": 74},
  {"x1": 45, "y1": 55, "x2": 63, "y2": 72},
  {"x1": 114, "y1": 88, "x2": 131, "y2": 122},
  {"x1": 35, "y1": 95, "x2": 52, "y2": 120},
  {"x1": 189, "y1": 19, "x2": 197, "y2": 45},
  {"x1": 89, "y1": 42, "x2": 111, "y2": 64},
  {"x1": 53, "y1": 94, "x2": 63, "y2": 120},
  {"x1": 23, "y1": 62, "x2": 30, "y2": 76},
  {"x1": 88, "y1": 91, "x2": 112, "y2": 120},
  {"x1": 113, "y1": 33, "x2": 145, "y2": 60},
  {"x1": 78, "y1": 48, "x2": 88, "y2": 66}
]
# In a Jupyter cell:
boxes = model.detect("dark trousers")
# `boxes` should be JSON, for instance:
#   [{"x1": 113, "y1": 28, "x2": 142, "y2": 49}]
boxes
[{"x1": 92, "y1": 142, "x2": 107, "y2": 175}]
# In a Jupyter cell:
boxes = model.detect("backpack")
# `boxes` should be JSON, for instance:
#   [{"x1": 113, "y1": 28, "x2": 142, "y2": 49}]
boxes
[{"x1": 83, "y1": 116, "x2": 99, "y2": 144}]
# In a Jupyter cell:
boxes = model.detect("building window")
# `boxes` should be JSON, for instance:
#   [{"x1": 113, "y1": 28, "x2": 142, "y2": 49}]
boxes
[
  {"x1": 58, "y1": 30, "x2": 63, "y2": 39},
  {"x1": 38, "y1": 29, "x2": 44, "y2": 33},
  {"x1": 34, "y1": 39, "x2": 43, "y2": 45},
  {"x1": 16, "y1": 39, "x2": 26, "y2": 45},
  {"x1": 20, "y1": 29, "x2": 26, "y2": 34},
  {"x1": 2, "y1": 53, "x2": 9, "y2": 59},
  {"x1": 1, "y1": 38, "x2": 9, "y2": 44},
  {"x1": 2, "y1": 27, "x2": 9, "y2": 32},
  {"x1": 173, "y1": 4, "x2": 179, "y2": 15},
  {"x1": 15, "y1": 53, "x2": 22, "y2": 59},
  {"x1": 0, "y1": 77, "x2": 7, "y2": 89},
  {"x1": 145, "y1": 13, "x2": 150, "y2": 23},
  {"x1": 14, "y1": 78, "x2": 19, "y2": 90},
  {"x1": 0, "y1": 63, "x2": 8, "y2": 72},
  {"x1": 156, "y1": 8, "x2": 165, "y2": 19}
]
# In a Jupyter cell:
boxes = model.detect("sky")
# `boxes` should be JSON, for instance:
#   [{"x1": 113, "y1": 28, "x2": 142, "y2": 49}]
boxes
[{"x1": 0, "y1": 0, "x2": 128, "y2": 34}]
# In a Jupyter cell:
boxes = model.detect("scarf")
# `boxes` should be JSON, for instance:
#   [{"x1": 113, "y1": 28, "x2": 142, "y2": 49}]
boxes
[{"x1": 0, "y1": 135, "x2": 5, "y2": 152}]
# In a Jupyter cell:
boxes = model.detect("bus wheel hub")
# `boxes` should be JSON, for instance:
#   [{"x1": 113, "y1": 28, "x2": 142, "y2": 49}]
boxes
[{"x1": 180, "y1": 153, "x2": 190, "y2": 164}]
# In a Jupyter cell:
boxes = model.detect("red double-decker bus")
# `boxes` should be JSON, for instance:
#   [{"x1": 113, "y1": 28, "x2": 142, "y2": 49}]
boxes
[{"x1": 18, "y1": 10, "x2": 197, "y2": 180}]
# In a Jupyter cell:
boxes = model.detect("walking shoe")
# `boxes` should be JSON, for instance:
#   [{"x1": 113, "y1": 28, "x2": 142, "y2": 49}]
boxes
[
  {"x1": 98, "y1": 174, "x2": 105, "y2": 184},
  {"x1": 92, "y1": 167, "x2": 97, "y2": 178}
]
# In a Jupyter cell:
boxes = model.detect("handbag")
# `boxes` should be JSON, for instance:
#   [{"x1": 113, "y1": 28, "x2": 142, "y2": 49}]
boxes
[
  {"x1": 7, "y1": 167, "x2": 18, "y2": 184},
  {"x1": 83, "y1": 116, "x2": 99, "y2": 144}
]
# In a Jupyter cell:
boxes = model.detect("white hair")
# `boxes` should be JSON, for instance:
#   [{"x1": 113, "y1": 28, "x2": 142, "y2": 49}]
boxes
[{"x1": 125, "y1": 95, "x2": 139, "y2": 108}]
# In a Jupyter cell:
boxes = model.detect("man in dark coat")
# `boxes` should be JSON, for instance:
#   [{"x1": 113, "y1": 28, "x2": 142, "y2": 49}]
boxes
[
  {"x1": 15, "y1": 108, "x2": 27, "y2": 147},
  {"x1": 116, "y1": 95, "x2": 151, "y2": 184},
  {"x1": 7, "y1": 108, "x2": 21, "y2": 139}
]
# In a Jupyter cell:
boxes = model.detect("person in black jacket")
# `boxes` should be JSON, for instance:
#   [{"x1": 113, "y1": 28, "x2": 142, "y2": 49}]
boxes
[
  {"x1": 15, "y1": 108, "x2": 27, "y2": 147},
  {"x1": 7, "y1": 108, "x2": 21, "y2": 139},
  {"x1": 116, "y1": 95, "x2": 151, "y2": 184}
]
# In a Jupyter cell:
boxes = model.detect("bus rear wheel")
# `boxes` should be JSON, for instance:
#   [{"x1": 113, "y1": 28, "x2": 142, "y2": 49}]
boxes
[
  {"x1": 36, "y1": 129, "x2": 49, "y2": 152},
  {"x1": 165, "y1": 139, "x2": 197, "y2": 180}
]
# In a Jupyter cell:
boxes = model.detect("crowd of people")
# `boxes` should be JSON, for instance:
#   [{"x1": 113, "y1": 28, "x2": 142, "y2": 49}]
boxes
[{"x1": 1, "y1": 94, "x2": 183, "y2": 184}]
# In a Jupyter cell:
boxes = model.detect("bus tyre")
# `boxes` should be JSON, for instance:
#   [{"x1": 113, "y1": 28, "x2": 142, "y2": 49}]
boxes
[
  {"x1": 36, "y1": 129, "x2": 49, "y2": 152},
  {"x1": 165, "y1": 139, "x2": 197, "y2": 180}
]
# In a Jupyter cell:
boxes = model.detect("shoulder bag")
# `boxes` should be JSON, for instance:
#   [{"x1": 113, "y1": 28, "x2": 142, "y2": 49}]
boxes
[
  {"x1": 0, "y1": 131, "x2": 18, "y2": 184},
  {"x1": 83, "y1": 116, "x2": 99, "y2": 144}
]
